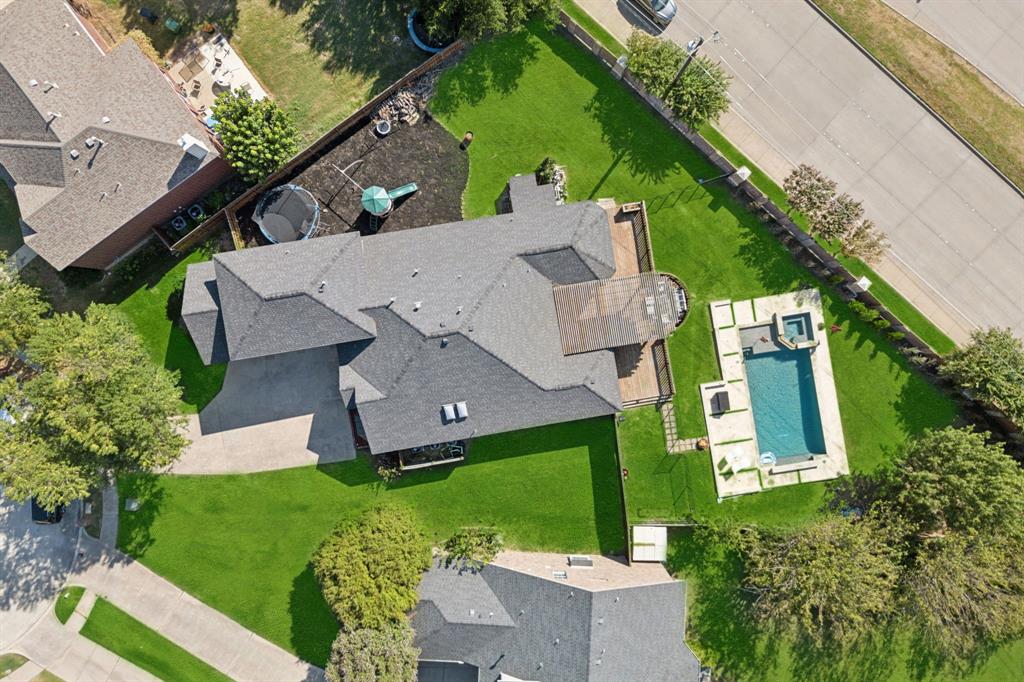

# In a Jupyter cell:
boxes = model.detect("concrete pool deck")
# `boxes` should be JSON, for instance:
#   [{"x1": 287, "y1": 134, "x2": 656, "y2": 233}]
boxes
[{"x1": 701, "y1": 290, "x2": 848, "y2": 499}]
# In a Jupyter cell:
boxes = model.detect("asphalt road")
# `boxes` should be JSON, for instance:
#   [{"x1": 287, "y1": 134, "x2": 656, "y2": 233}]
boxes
[{"x1": 579, "y1": 0, "x2": 1024, "y2": 341}]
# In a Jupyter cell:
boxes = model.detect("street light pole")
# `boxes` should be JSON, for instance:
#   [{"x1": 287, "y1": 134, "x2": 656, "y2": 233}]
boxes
[
  {"x1": 698, "y1": 166, "x2": 751, "y2": 186},
  {"x1": 663, "y1": 36, "x2": 704, "y2": 98}
]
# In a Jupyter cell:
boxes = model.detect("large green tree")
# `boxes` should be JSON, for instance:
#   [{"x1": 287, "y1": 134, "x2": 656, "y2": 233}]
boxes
[
  {"x1": 940, "y1": 327, "x2": 1024, "y2": 424},
  {"x1": 905, "y1": 531, "x2": 1024, "y2": 660},
  {"x1": 783, "y1": 164, "x2": 836, "y2": 221},
  {"x1": 420, "y1": 0, "x2": 557, "y2": 42},
  {"x1": 0, "y1": 305, "x2": 187, "y2": 510},
  {"x1": 312, "y1": 505, "x2": 432, "y2": 631},
  {"x1": 890, "y1": 427, "x2": 1024, "y2": 541},
  {"x1": 626, "y1": 32, "x2": 730, "y2": 128},
  {"x1": 0, "y1": 253, "x2": 49, "y2": 375},
  {"x1": 737, "y1": 516, "x2": 902, "y2": 646},
  {"x1": 326, "y1": 623, "x2": 419, "y2": 682},
  {"x1": 212, "y1": 91, "x2": 298, "y2": 185}
]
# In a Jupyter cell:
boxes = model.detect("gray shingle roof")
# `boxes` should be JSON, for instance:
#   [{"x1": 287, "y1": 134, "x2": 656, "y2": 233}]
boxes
[
  {"x1": 414, "y1": 560, "x2": 701, "y2": 682},
  {"x1": 181, "y1": 184, "x2": 623, "y2": 452},
  {"x1": 0, "y1": 0, "x2": 218, "y2": 269}
]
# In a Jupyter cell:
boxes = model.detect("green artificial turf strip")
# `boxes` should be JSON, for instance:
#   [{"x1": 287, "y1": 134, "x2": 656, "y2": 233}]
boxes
[
  {"x1": 698, "y1": 122, "x2": 956, "y2": 356},
  {"x1": 0, "y1": 654, "x2": 28, "y2": 679},
  {"x1": 432, "y1": 24, "x2": 957, "y2": 525},
  {"x1": 669, "y1": 528, "x2": 1024, "y2": 681},
  {"x1": 114, "y1": 248, "x2": 225, "y2": 413},
  {"x1": 79, "y1": 598, "x2": 230, "y2": 682},
  {"x1": 118, "y1": 417, "x2": 624, "y2": 664},
  {"x1": 559, "y1": 1, "x2": 626, "y2": 56},
  {"x1": 54, "y1": 586, "x2": 84, "y2": 625}
]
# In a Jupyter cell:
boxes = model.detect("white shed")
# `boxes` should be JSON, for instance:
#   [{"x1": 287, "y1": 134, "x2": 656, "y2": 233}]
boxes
[{"x1": 631, "y1": 525, "x2": 668, "y2": 562}]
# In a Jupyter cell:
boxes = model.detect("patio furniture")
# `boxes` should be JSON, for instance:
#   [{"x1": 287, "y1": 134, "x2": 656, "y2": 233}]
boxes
[
  {"x1": 191, "y1": 80, "x2": 201, "y2": 96},
  {"x1": 139, "y1": 7, "x2": 158, "y2": 23},
  {"x1": 388, "y1": 183, "x2": 418, "y2": 201}
]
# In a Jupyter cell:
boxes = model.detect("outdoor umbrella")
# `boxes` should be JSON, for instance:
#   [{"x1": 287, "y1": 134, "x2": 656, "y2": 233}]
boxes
[{"x1": 361, "y1": 186, "x2": 392, "y2": 216}]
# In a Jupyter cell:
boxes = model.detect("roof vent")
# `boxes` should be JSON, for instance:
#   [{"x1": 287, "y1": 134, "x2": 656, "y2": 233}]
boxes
[
  {"x1": 568, "y1": 555, "x2": 593, "y2": 568},
  {"x1": 69, "y1": 149, "x2": 80, "y2": 160},
  {"x1": 85, "y1": 136, "x2": 98, "y2": 148},
  {"x1": 177, "y1": 133, "x2": 208, "y2": 160},
  {"x1": 43, "y1": 81, "x2": 58, "y2": 91},
  {"x1": 101, "y1": 116, "x2": 111, "y2": 124},
  {"x1": 413, "y1": 301, "x2": 422, "y2": 311},
  {"x1": 412, "y1": 268, "x2": 419, "y2": 277},
  {"x1": 28, "y1": 79, "x2": 38, "y2": 87},
  {"x1": 455, "y1": 401, "x2": 468, "y2": 420},
  {"x1": 318, "y1": 281, "x2": 326, "y2": 293},
  {"x1": 388, "y1": 296, "x2": 396, "y2": 306},
  {"x1": 442, "y1": 403, "x2": 457, "y2": 423},
  {"x1": 47, "y1": 111, "x2": 62, "y2": 119},
  {"x1": 440, "y1": 338, "x2": 448, "y2": 348}
]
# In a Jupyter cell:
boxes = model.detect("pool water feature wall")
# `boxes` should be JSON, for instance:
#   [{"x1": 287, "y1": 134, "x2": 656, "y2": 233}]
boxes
[{"x1": 743, "y1": 346, "x2": 826, "y2": 459}]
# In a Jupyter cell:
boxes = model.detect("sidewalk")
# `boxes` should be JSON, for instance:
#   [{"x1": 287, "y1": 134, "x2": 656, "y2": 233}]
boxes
[{"x1": 69, "y1": 535, "x2": 325, "y2": 682}]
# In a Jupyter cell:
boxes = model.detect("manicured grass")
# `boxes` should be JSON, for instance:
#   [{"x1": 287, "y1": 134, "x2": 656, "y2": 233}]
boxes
[
  {"x1": 113, "y1": 247, "x2": 226, "y2": 414},
  {"x1": 0, "y1": 654, "x2": 27, "y2": 679},
  {"x1": 118, "y1": 417, "x2": 624, "y2": 664},
  {"x1": 670, "y1": 528, "x2": 1024, "y2": 681},
  {"x1": 80, "y1": 597, "x2": 230, "y2": 682},
  {"x1": 431, "y1": 24, "x2": 958, "y2": 526},
  {"x1": 815, "y1": 0, "x2": 1024, "y2": 189},
  {"x1": 82, "y1": 0, "x2": 423, "y2": 142},
  {"x1": 698, "y1": 122, "x2": 957, "y2": 355},
  {"x1": 54, "y1": 586, "x2": 85, "y2": 625}
]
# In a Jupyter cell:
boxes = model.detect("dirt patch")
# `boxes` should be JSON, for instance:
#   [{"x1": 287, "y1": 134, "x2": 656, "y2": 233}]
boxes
[{"x1": 239, "y1": 112, "x2": 469, "y2": 244}]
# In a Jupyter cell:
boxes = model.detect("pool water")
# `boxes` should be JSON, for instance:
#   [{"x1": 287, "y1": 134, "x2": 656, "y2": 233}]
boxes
[
  {"x1": 782, "y1": 312, "x2": 813, "y2": 343},
  {"x1": 743, "y1": 347, "x2": 826, "y2": 459}
]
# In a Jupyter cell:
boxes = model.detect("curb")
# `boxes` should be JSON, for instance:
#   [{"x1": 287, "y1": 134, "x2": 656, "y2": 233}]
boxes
[{"x1": 803, "y1": 0, "x2": 1023, "y2": 199}]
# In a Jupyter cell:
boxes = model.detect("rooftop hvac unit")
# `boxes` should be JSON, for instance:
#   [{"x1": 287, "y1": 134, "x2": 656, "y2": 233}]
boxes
[{"x1": 568, "y1": 555, "x2": 593, "y2": 568}]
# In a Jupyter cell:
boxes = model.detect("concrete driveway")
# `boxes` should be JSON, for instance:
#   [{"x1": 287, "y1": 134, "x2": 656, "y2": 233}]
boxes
[
  {"x1": 578, "y1": 0, "x2": 1024, "y2": 341},
  {"x1": 0, "y1": 494, "x2": 77, "y2": 649},
  {"x1": 172, "y1": 346, "x2": 356, "y2": 474}
]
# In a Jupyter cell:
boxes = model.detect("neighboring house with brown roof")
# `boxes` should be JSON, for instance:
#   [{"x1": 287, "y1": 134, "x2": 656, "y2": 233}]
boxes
[{"x1": 0, "y1": 0, "x2": 232, "y2": 270}]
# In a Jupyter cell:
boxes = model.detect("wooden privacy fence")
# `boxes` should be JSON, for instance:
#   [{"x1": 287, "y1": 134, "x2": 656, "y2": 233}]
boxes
[{"x1": 555, "y1": 11, "x2": 1021, "y2": 448}]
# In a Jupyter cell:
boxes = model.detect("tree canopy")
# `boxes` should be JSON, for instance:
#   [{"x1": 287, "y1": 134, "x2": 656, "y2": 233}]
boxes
[
  {"x1": 626, "y1": 32, "x2": 731, "y2": 128},
  {"x1": 420, "y1": 0, "x2": 557, "y2": 42},
  {"x1": 0, "y1": 305, "x2": 187, "y2": 510},
  {"x1": 312, "y1": 505, "x2": 432, "y2": 631},
  {"x1": 940, "y1": 327, "x2": 1024, "y2": 424},
  {"x1": 840, "y1": 219, "x2": 888, "y2": 264},
  {"x1": 0, "y1": 254, "x2": 49, "y2": 375},
  {"x1": 736, "y1": 516, "x2": 902, "y2": 646},
  {"x1": 326, "y1": 623, "x2": 419, "y2": 682},
  {"x1": 212, "y1": 91, "x2": 299, "y2": 185},
  {"x1": 890, "y1": 426, "x2": 1024, "y2": 541},
  {"x1": 443, "y1": 527, "x2": 503, "y2": 569},
  {"x1": 783, "y1": 164, "x2": 836, "y2": 220}
]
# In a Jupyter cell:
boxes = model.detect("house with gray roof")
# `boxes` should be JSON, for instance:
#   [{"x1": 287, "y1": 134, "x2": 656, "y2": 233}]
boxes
[
  {"x1": 414, "y1": 551, "x2": 701, "y2": 682},
  {"x1": 0, "y1": 0, "x2": 232, "y2": 270},
  {"x1": 182, "y1": 175, "x2": 684, "y2": 455}
]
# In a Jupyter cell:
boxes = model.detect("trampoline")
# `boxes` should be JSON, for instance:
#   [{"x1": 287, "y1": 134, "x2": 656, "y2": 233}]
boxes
[{"x1": 253, "y1": 184, "x2": 320, "y2": 243}]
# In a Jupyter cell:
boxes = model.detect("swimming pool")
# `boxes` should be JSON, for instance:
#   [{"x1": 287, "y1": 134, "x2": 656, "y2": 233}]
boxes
[{"x1": 743, "y1": 347, "x2": 826, "y2": 459}]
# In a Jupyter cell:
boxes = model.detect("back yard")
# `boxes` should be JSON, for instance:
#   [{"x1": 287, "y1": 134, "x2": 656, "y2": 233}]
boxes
[{"x1": 81, "y1": 0, "x2": 423, "y2": 140}]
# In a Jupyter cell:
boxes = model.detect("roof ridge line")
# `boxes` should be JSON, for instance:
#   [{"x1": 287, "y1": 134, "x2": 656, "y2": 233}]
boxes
[{"x1": 0, "y1": 139, "x2": 63, "y2": 149}]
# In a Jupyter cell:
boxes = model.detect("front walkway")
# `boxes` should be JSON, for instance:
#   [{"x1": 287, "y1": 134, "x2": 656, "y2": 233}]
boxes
[
  {"x1": 172, "y1": 347, "x2": 356, "y2": 474},
  {"x1": 66, "y1": 534, "x2": 325, "y2": 681}
]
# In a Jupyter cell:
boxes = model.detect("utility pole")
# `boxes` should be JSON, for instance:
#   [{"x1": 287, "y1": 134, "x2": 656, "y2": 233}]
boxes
[{"x1": 663, "y1": 36, "x2": 704, "y2": 98}]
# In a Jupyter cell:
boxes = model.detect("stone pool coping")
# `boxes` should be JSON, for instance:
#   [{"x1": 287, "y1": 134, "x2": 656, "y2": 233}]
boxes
[{"x1": 700, "y1": 289, "x2": 849, "y2": 499}]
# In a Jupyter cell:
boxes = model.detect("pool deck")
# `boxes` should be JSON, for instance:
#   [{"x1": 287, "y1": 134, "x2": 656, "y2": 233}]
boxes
[{"x1": 700, "y1": 290, "x2": 848, "y2": 499}]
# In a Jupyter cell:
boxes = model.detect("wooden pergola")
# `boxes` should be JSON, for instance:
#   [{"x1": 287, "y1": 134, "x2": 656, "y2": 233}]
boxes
[{"x1": 553, "y1": 272, "x2": 680, "y2": 355}]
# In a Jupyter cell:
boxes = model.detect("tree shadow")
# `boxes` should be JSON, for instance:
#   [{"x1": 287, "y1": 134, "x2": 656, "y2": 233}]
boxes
[
  {"x1": 113, "y1": 473, "x2": 167, "y2": 558},
  {"x1": 268, "y1": 0, "x2": 309, "y2": 14},
  {"x1": 429, "y1": 26, "x2": 541, "y2": 117},
  {"x1": 788, "y1": 628, "x2": 900, "y2": 682},
  {"x1": 113, "y1": 0, "x2": 241, "y2": 56},
  {"x1": 301, "y1": 0, "x2": 425, "y2": 90},
  {"x1": 666, "y1": 528, "x2": 783, "y2": 678},
  {"x1": 287, "y1": 562, "x2": 338, "y2": 666}
]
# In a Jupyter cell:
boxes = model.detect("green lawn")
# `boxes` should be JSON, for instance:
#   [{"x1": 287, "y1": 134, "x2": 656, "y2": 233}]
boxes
[
  {"x1": 670, "y1": 528, "x2": 1024, "y2": 681},
  {"x1": 113, "y1": 247, "x2": 226, "y2": 413},
  {"x1": 431, "y1": 24, "x2": 959, "y2": 527},
  {"x1": 54, "y1": 586, "x2": 85, "y2": 625},
  {"x1": 80, "y1": 598, "x2": 230, "y2": 682},
  {"x1": 0, "y1": 654, "x2": 27, "y2": 679},
  {"x1": 118, "y1": 417, "x2": 623, "y2": 664}
]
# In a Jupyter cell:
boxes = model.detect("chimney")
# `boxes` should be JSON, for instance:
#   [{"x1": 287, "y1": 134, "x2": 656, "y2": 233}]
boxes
[{"x1": 177, "y1": 134, "x2": 209, "y2": 160}]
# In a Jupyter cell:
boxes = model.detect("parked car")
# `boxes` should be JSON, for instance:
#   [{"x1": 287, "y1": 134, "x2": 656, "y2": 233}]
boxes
[
  {"x1": 30, "y1": 498, "x2": 64, "y2": 524},
  {"x1": 634, "y1": 0, "x2": 677, "y2": 27}
]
